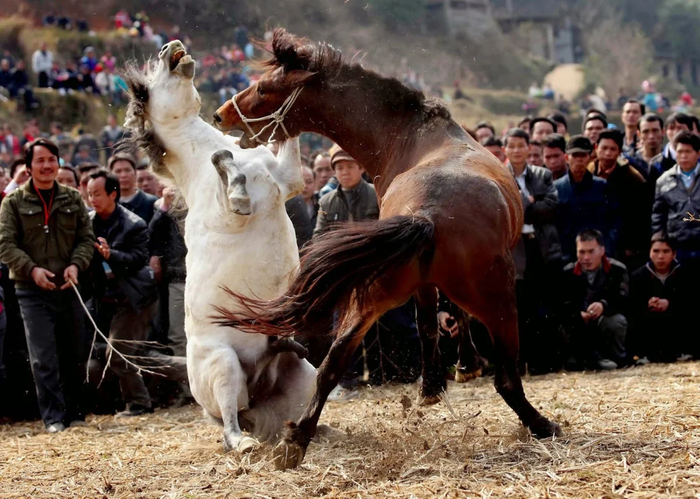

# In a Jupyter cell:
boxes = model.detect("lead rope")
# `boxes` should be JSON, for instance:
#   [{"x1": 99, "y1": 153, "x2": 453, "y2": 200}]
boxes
[
  {"x1": 231, "y1": 86, "x2": 304, "y2": 145},
  {"x1": 69, "y1": 281, "x2": 165, "y2": 384}
]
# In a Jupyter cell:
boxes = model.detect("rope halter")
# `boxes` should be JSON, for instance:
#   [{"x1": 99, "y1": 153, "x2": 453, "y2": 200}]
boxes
[{"x1": 231, "y1": 86, "x2": 304, "y2": 145}]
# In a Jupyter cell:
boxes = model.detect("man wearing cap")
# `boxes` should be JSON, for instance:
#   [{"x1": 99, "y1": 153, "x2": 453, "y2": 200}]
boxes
[
  {"x1": 555, "y1": 135, "x2": 615, "y2": 263},
  {"x1": 108, "y1": 153, "x2": 158, "y2": 223},
  {"x1": 313, "y1": 146, "x2": 383, "y2": 398},
  {"x1": 313, "y1": 145, "x2": 378, "y2": 235}
]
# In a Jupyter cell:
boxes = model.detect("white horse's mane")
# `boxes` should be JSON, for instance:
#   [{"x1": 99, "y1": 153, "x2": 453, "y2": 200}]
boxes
[{"x1": 120, "y1": 60, "x2": 171, "y2": 181}]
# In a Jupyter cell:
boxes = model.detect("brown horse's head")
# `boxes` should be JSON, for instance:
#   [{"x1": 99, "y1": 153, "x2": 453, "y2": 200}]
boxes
[{"x1": 214, "y1": 29, "x2": 340, "y2": 148}]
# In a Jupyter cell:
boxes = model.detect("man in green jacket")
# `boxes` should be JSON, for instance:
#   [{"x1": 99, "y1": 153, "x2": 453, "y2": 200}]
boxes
[{"x1": 0, "y1": 138, "x2": 95, "y2": 433}]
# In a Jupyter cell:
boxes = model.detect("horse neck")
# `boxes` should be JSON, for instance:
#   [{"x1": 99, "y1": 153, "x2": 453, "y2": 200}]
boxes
[
  {"x1": 153, "y1": 115, "x2": 218, "y2": 202},
  {"x1": 301, "y1": 80, "x2": 457, "y2": 197}
]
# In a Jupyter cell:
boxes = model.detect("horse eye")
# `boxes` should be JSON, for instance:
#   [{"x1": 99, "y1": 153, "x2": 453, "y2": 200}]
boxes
[{"x1": 257, "y1": 86, "x2": 265, "y2": 96}]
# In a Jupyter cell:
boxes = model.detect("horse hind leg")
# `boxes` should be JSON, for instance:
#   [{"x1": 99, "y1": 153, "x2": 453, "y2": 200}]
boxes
[
  {"x1": 452, "y1": 255, "x2": 561, "y2": 438},
  {"x1": 414, "y1": 286, "x2": 445, "y2": 406},
  {"x1": 454, "y1": 310, "x2": 486, "y2": 383}
]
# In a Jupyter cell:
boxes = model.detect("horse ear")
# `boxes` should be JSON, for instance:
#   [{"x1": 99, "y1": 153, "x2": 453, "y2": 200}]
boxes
[{"x1": 272, "y1": 29, "x2": 313, "y2": 71}]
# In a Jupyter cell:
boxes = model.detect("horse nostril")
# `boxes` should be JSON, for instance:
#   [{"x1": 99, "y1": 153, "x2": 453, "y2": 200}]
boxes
[{"x1": 213, "y1": 112, "x2": 222, "y2": 123}]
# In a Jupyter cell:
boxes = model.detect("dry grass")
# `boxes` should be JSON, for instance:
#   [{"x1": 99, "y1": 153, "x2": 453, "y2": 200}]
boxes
[{"x1": 2, "y1": 362, "x2": 700, "y2": 498}]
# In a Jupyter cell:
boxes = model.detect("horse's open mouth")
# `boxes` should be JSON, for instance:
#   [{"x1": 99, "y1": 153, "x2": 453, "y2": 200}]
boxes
[{"x1": 170, "y1": 50, "x2": 186, "y2": 71}]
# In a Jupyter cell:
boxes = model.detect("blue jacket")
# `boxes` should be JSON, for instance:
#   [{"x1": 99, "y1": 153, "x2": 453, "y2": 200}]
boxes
[{"x1": 555, "y1": 171, "x2": 617, "y2": 262}]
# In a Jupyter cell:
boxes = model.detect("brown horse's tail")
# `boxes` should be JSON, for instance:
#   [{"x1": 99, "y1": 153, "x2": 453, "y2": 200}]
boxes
[{"x1": 212, "y1": 215, "x2": 435, "y2": 337}]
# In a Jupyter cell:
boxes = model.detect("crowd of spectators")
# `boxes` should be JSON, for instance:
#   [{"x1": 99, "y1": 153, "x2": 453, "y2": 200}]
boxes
[{"x1": 463, "y1": 104, "x2": 699, "y2": 375}]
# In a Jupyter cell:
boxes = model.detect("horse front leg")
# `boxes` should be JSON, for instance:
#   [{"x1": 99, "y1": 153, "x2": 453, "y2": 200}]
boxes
[
  {"x1": 415, "y1": 286, "x2": 446, "y2": 406},
  {"x1": 192, "y1": 345, "x2": 258, "y2": 454},
  {"x1": 273, "y1": 311, "x2": 377, "y2": 470}
]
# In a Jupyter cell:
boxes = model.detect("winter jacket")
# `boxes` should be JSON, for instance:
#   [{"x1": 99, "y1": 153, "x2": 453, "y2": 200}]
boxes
[
  {"x1": 649, "y1": 146, "x2": 677, "y2": 183},
  {"x1": 554, "y1": 171, "x2": 617, "y2": 262},
  {"x1": 314, "y1": 180, "x2": 379, "y2": 236},
  {"x1": 651, "y1": 164, "x2": 700, "y2": 249},
  {"x1": 561, "y1": 256, "x2": 629, "y2": 320},
  {"x1": 509, "y1": 164, "x2": 562, "y2": 265},
  {"x1": 285, "y1": 195, "x2": 314, "y2": 248},
  {"x1": 90, "y1": 204, "x2": 157, "y2": 310},
  {"x1": 0, "y1": 180, "x2": 95, "y2": 287},
  {"x1": 629, "y1": 261, "x2": 689, "y2": 326},
  {"x1": 588, "y1": 157, "x2": 648, "y2": 255},
  {"x1": 149, "y1": 207, "x2": 187, "y2": 282},
  {"x1": 120, "y1": 189, "x2": 158, "y2": 224}
]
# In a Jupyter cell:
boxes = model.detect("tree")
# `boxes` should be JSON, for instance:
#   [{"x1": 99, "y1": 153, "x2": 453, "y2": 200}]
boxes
[
  {"x1": 583, "y1": 14, "x2": 654, "y2": 100},
  {"x1": 657, "y1": 0, "x2": 700, "y2": 59}
]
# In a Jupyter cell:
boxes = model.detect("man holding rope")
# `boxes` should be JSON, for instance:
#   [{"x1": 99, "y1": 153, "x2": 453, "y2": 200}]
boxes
[{"x1": 0, "y1": 138, "x2": 95, "y2": 433}]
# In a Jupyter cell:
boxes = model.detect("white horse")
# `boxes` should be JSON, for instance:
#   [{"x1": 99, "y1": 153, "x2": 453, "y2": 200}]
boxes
[{"x1": 122, "y1": 40, "x2": 316, "y2": 453}]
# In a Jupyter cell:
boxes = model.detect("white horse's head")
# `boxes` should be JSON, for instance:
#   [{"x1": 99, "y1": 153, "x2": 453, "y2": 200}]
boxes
[
  {"x1": 124, "y1": 40, "x2": 200, "y2": 129},
  {"x1": 121, "y1": 41, "x2": 201, "y2": 182}
]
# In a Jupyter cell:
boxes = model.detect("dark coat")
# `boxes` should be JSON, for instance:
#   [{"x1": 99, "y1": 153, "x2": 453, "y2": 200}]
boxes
[
  {"x1": 313, "y1": 180, "x2": 379, "y2": 236},
  {"x1": 629, "y1": 261, "x2": 689, "y2": 326},
  {"x1": 149, "y1": 207, "x2": 187, "y2": 282},
  {"x1": 651, "y1": 164, "x2": 700, "y2": 249},
  {"x1": 588, "y1": 158, "x2": 649, "y2": 255},
  {"x1": 285, "y1": 195, "x2": 314, "y2": 248},
  {"x1": 649, "y1": 148, "x2": 677, "y2": 184},
  {"x1": 561, "y1": 256, "x2": 629, "y2": 321},
  {"x1": 510, "y1": 164, "x2": 562, "y2": 265},
  {"x1": 554, "y1": 171, "x2": 617, "y2": 262},
  {"x1": 90, "y1": 204, "x2": 157, "y2": 310},
  {"x1": 120, "y1": 189, "x2": 158, "y2": 224}
]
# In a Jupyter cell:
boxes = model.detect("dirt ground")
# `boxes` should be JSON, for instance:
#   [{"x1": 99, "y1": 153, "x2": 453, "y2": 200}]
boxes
[{"x1": 1, "y1": 362, "x2": 700, "y2": 498}]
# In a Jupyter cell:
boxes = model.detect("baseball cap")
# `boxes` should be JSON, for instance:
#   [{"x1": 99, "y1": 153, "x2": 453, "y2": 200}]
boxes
[{"x1": 565, "y1": 135, "x2": 593, "y2": 154}]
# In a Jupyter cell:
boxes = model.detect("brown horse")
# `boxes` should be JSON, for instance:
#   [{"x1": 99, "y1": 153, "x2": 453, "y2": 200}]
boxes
[{"x1": 213, "y1": 29, "x2": 561, "y2": 469}]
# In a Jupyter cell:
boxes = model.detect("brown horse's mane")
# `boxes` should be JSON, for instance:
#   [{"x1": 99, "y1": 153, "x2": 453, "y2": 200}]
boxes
[
  {"x1": 265, "y1": 29, "x2": 451, "y2": 124},
  {"x1": 119, "y1": 61, "x2": 172, "y2": 181}
]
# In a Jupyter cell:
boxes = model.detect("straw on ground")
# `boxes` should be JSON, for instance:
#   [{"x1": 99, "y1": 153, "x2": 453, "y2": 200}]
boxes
[{"x1": 1, "y1": 361, "x2": 699, "y2": 498}]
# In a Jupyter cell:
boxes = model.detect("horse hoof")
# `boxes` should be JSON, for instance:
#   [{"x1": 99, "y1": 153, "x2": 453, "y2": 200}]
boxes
[
  {"x1": 455, "y1": 368, "x2": 481, "y2": 383},
  {"x1": 273, "y1": 438, "x2": 306, "y2": 470},
  {"x1": 529, "y1": 418, "x2": 563, "y2": 439},
  {"x1": 222, "y1": 434, "x2": 259, "y2": 454},
  {"x1": 418, "y1": 394, "x2": 442, "y2": 406},
  {"x1": 237, "y1": 436, "x2": 259, "y2": 453}
]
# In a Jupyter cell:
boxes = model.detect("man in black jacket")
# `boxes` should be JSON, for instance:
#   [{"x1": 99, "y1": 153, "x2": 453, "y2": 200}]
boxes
[
  {"x1": 505, "y1": 127, "x2": 565, "y2": 373},
  {"x1": 629, "y1": 234, "x2": 693, "y2": 363},
  {"x1": 561, "y1": 229, "x2": 630, "y2": 371},
  {"x1": 108, "y1": 153, "x2": 158, "y2": 223},
  {"x1": 87, "y1": 170, "x2": 158, "y2": 416}
]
